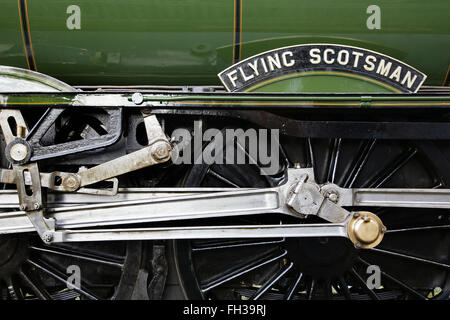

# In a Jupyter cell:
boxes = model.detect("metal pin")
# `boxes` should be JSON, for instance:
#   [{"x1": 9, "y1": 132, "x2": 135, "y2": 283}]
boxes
[{"x1": 17, "y1": 126, "x2": 25, "y2": 138}]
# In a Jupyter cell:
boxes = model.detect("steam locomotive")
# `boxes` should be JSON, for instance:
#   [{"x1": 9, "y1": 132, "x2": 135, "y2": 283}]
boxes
[{"x1": 0, "y1": 0, "x2": 448, "y2": 300}]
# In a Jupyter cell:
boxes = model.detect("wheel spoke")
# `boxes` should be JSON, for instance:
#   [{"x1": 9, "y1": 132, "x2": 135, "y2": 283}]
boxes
[
  {"x1": 369, "y1": 247, "x2": 450, "y2": 270},
  {"x1": 325, "y1": 138, "x2": 342, "y2": 183},
  {"x1": 362, "y1": 147, "x2": 417, "y2": 188},
  {"x1": 30, "y1": 245, "x2": 124, "y2": 269},
  {"x1": 235, "y1": 138, "x2": 259, "y2": 167},
  {"x1": 53, "y1": 243, "x2": 127, "y2": 261},
  {"x1": 433, "y1": 182, "x2": 444, "y2": 189},
  {"x1": 306, "y1": 278, "x2": 315, "y2": 300},
  {"x1": 206, "y1": 168, "x2": 241, "y2": 188},
  {"x1": 284, "y1": 272, "x2": 303, "y2": 300},
  {"x1": 250, "y1": 262, "x2": 293, "y2": 300},
  {"x1": 27, "y1": 258, "x2": 99, "y2": 300},
  {"x1": 386, "y1": 225, "x2": 450, "y2": 234},
  {"x1": 358, "y1": 257, "x2": 427, "y2": 300},
  {"x1": 350, "y1": 267, "x2": 380, "y2": 300},
  {"x1": 19, "y1": 269, "x2": 52, "y2": 300},
  {"x1": 192, "y1": 239, "x2": 285, "y2": 252},
  {"x1": 200, "y1": 250, "x2": 287, "y2": 292},
  {"x1": 342, "y1": 139, "x2": 377, "y2": 188},
  {"x1": 306, "y1": 138, "x2": 315, "y2": 176}
]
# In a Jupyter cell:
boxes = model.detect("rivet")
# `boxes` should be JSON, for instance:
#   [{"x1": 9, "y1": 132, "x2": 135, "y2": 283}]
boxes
[{"x1": 132, "y1": 92, "x2": 144, "y2": 105}]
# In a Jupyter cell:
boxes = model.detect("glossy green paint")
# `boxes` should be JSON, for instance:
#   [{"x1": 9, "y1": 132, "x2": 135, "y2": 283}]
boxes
[
  {"x1": 0, "y1": 1, "x2": 28, "y2": 69},
  {"x1": 0, "y1": 0, "x2": 448, "y2": 87},
  {"x1": 246, "y1": 73, "x2": 395, "y2": 93}
]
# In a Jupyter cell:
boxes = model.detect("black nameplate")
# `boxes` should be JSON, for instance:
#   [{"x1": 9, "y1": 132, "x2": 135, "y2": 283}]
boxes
[{"x1": 218, "y1": 44, "x2": 426, "y2": 93}]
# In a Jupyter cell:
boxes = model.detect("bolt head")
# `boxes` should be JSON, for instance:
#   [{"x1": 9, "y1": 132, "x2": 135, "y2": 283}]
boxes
[
  {"x1": 132, "y1": 92, "x2": 144, "y2": 105},
  {"x1": 353, "y1": 212, "x2": 360, "y2": 218},
  {"x1": 9, "y1": 143, "x2": 28, "y2": 161},
  {"x1": 152, "y1": 143, "x2": 171, "y2": 161},
  {"x1": 328, "y1": 193, "x2": 338, "y2": 202},
  {"x1": 62, "y1": 174, "x2": 80, "y2": 191},
  {"x1": 19, "y1": 204, "x2": 26, "y2": 211},
  {"x1": 34, "y1": 203, "x2": 40, "y2": 210},
  {"x1": 42, "y1": 232, "x2": 53, "y2": 243}
]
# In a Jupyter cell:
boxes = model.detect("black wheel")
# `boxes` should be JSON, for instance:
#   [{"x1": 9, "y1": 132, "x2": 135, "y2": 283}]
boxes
[
  {"x1": 0, "y1": 237, "x2": 142, "y2": 300},
  {"x1": 0, "y1": 130, "x2": 143, "y2": 300},
  {"x1": 173, "y1": 137, "x2": 450, "y2": 300}
]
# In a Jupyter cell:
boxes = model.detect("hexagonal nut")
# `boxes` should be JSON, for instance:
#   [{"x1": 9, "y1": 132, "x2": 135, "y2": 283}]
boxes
[
  {"x1": 151, "y1": 142, "x2": 171, "y2": 161},
  {"x1": 325, "y1": 190, "x2": 339, "y2": 203}
]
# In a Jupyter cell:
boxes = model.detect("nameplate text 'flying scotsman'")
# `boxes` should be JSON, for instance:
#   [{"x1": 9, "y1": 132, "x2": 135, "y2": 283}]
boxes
[{"x1": 218, "y1": 44, "x2": 427, "y2": 93}]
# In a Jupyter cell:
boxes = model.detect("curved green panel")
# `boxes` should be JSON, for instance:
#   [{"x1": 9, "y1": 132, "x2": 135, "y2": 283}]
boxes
[{"x1": 246, "y1": 72, "x2": 395, "y2": 93}]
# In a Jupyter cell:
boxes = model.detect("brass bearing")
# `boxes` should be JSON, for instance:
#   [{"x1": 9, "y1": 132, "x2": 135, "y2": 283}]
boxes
[{"x1": 347, "y1": 211, "x2": 386, "y2": 249}]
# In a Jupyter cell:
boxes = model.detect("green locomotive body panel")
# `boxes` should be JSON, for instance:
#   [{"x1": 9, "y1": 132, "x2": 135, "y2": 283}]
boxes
[{"x1": 0, "y1": 0, "x2": 448, "y2": 86}]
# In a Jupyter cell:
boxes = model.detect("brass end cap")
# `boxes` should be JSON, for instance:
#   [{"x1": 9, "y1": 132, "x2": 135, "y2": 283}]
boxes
[{"x1": 347, "y1": 211, "x2": 386, "y2": 249}]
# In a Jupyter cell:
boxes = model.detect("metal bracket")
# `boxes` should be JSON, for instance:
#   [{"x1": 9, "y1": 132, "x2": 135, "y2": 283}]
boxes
[
  {"x1": 26, "y1": 107, "x2": 123, "y2": 162},
  {"x1": 286, "y1": 174, "x2": 350, "y2": 223},
  {"x1": 0, "y1": 110, "x2": 171, "y2": 195},
  {"x1": 13, "y1": 158, "x2": 55, "y2": 242}
]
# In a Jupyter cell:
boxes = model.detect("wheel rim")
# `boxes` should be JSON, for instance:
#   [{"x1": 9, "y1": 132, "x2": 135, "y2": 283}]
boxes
[
  {"x1": 0, "y1": 235, "x2": 142, "y2": 300},
  {"x1": 174, "y1": 138, "x2": 450, "y2": 300}
]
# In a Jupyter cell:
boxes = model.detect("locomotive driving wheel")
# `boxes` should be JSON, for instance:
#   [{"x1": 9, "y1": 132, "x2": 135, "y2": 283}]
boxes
[
  {"x1": 173, "y1": 137, "x2": 450, "y2": 300},
  {"x1": 0, "y1": 132, "x2": 142, "y2": 300},
  {"x1": 0, "y1": 236, "x2": 142, "y2": 300}
]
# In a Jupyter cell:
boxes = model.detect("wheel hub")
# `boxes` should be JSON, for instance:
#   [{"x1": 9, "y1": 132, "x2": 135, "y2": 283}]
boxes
[{"x1": 347, "y1": 211, "x2": 386, "y2": 249}]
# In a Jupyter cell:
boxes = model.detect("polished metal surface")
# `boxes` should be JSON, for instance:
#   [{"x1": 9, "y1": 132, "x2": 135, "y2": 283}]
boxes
[{"x1": 0, "y1": 167, "x2": 449, "y2": 247}]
